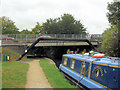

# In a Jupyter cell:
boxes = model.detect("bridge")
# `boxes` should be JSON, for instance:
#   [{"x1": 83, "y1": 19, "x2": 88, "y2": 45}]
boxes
[
  {"x1": 1, "y1": 34, "x2": 102, "y2": 46},
  {"x1": 15, "y1": 38, "x2": 97, "y2": 61},
  {"x1": 1, "y1": 34, "x2": 101, "y2": 58}
]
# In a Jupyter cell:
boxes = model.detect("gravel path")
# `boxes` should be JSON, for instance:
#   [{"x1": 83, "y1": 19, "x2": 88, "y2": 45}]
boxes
[{"x1": 25, "y1": 60, "x2": 52, "y2": 88}]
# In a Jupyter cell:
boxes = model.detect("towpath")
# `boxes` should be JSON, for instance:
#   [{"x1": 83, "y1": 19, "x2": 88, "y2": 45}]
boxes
[{"x1": 25, "y1": 59, "x2": 52, "y2": 88}]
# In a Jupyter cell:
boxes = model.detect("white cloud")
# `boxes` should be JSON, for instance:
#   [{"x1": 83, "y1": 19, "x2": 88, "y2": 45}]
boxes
[{"x1": 0, "y1": 0, "x2": 113, "y2": 34}]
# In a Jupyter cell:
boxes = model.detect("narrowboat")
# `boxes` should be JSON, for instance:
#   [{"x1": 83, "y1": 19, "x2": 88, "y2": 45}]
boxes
[{"x1": 59, "y1": 53, "x2": 120, "y2": 89}]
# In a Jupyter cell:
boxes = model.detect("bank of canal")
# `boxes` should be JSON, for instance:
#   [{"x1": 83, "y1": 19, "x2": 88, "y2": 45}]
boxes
[{"x1": 39, "y1": 58, "x2": 75, "y2": 88}]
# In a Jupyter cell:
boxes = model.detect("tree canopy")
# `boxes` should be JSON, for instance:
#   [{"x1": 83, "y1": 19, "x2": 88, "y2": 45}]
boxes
[
  {"x1": 20, "y1": 29, "x2": 32, "y2": 34},
  {"x1": 31, "y1": 22, "x2": 44, "y2": 34},
  {"x1": 1, "y1": 14, "x2": 87, "y2": 35},
  {"x1": 101, "y1": 25, "x2": 118, "y2": 56},
  {"x1": 107, "y1": 2, "x2": 120, "y2": 25},
  {"x1": 101, "y1": 2, "x2": 120, "y2": 57},
  {"x1": 1, "y1": 16, "x2": 19, "y2": 34},
  {"x1": 42, "y1": 14, "x2": 87, "y2": 34}
]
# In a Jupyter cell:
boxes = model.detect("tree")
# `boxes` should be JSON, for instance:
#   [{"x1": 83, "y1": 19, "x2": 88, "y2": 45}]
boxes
[
  {"x1": 20, "y1": 29, "x2": 32, "y2": 34},
  {"x1": 59, "y1": 14, "x2": 76, "y2": 34},
  {"x1": 101, "y1": 25, "x2": 118, "y2": 56},
  {"x1": 31, "y1": 22, "x2": 44, "y2": 34},
  {"x1": 42, "y1": 14, "x2": 87, "y2": 34},
  {"x1": 1, "y1": 16, "x2": 19, "y2": 34},
  {"x1": 101, "y1": 2, "x2": 120, "y2": 57},
  {"x1": 42, "y1": 18, "x2": 60, "y2": 34},
  {"x1": 107, "y1": 2, "x2": 120, "y2": 25}
]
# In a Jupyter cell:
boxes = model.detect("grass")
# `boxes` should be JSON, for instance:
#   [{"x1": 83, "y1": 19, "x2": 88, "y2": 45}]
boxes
[
  {"x1": 2, "y1": 48, "x2": 31, "y2": 88},
  {"x1": 2, "y1": 62, "x2": 29, "y2": 88},
  {"x1": 2, "y1": 48, "x2": 33, "y2": 61},
  {"x1": 39, "y1": 59, "x2": 75, "y2": 88}
]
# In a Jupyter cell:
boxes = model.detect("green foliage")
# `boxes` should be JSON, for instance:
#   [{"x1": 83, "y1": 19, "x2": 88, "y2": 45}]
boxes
[
  {"x1": 39, "y1": 59, "x2": 75, "y2": 88},
  {"x1": 20, "y1": 29, "x2": 32, "y2": 34},
  {"x1": 42, "y1": 14, "x2": 86, "y2": 34},
  {"x1": 101, "y1": 1, "x2": 120, "y2": 57},
  {"x1": 2, "y1": 62, "x2": 29, "y2": 88},
  {"x1": 101, "y1": 25, "x2": 118, "y2": 56},
  {"x1": 2, "y1": 48, "x2": 32, "y2": 88},
  {"x1": 1, "y1": 16, "x2": 20, "y2": 34},
  {"x1": 107, "y1": 2, "x2": 120, "y2": 25},
  {"x1": 31, "y1": 22, "x2": 44, "y2": 34},
  {"x1": 1, "y1": 14, "x2": 87, "y2": 35}
]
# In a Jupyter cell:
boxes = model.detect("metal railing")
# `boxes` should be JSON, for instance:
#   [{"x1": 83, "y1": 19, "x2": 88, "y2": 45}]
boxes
[{"x1": 0, "y1": 34, "x2": 103, "y2": 41}]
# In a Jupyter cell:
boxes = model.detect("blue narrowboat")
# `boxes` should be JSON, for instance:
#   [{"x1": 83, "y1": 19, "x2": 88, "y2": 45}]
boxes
[{"x1": 59, "y1": 54, "x2": 120, "y2": 89}]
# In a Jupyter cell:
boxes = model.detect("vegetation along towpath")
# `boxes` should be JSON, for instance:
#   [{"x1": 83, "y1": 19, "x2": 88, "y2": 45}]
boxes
[{"x1": 25, "y1": 59, "x2": 52, "y2": 88}]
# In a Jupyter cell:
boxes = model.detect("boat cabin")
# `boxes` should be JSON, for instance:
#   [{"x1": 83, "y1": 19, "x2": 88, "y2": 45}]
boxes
[{"x1": 59, "y1": 54, "x2": 120, "y2": 89}]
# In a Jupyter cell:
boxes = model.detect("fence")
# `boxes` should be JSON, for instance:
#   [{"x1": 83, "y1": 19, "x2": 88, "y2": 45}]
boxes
[{"x1": 0, "y1": 34, "x2": 103, "y2": 41}]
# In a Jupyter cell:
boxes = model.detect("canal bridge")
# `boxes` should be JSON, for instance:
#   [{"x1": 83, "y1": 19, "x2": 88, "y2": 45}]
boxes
[
  {"x1": 1, "y1": 34, "x2": 102, "y2": 59},
  {"x1": 1, "y1": 34, "x2": 102, "y2": 46}
]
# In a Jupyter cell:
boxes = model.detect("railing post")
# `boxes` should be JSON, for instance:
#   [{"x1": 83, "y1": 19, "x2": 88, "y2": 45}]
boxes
[
  {"x1": 64, "y1": 34, "x2": 65, "y2": 39},
  {"x1": 76, "y1": 34, "x2": 77, "y2": 39},
  {"x1": 86, "y1": 34, "x2": 88, "y2": 39},
  {"x1": 26, "y1": 34, "x2": 27, "y2": 41},
  {"x1": 6, "y1": 34, "x2": 7, "y2": 41},
  {"x1": 88, "y1": 34, "x2": 90, "y2": 39},
  {"x1": 16, "y1": 34, "x2": 17, "y2": 40},
  {"x1": 72, "y1": 34, "x2": 74, "y2": 39},
  {"x1": 36, "y1": 34, "x2": 38, "y2": 40},
  {"x1": 55, "y1": 34, "x2": 56, "y2": 38}
]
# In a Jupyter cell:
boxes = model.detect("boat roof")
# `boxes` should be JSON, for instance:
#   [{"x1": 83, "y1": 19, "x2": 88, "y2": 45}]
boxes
[{"x1": 63, "y1": 54, "x2": 120, "y2": 67}]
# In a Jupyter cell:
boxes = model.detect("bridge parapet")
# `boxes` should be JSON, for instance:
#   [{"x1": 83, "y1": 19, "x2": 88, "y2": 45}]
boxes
[{"x1": 1, "y1": 34, "x2": 103, "y2": 41}]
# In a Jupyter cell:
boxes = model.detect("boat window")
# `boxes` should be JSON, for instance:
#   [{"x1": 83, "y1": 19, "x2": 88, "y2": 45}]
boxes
[
  {"x1": 95, "y1": 69, "x2": 99, "y2": 77},
  {"x1": 81, "y1": 63, "x2": 86, "y2": 74},
  {"x1": 70, "y1": 60, "x2": 75, "y2": 69},
  {"x1": 63, "y1": 58, "x2": 67, "y2": 66}
]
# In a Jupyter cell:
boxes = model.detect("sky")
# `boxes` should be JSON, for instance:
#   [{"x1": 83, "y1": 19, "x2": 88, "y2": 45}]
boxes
[{"x1": 0, "y1": 0, "x2": 114, "y2": 34}]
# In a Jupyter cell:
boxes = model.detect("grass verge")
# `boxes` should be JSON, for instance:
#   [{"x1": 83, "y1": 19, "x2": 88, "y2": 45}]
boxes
[
  {"x1": 2, "y1": 48, "x2": 31, "y2": 88},
  {"x1": 2, "y1": 62, "x2": 29, "y2": 88},
  {"x1": 2, "y1": 48, "x2": 33, "y2": 61},
  {"x1": 39, "y1": 58, "x2": 75, "y2": 88}
]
